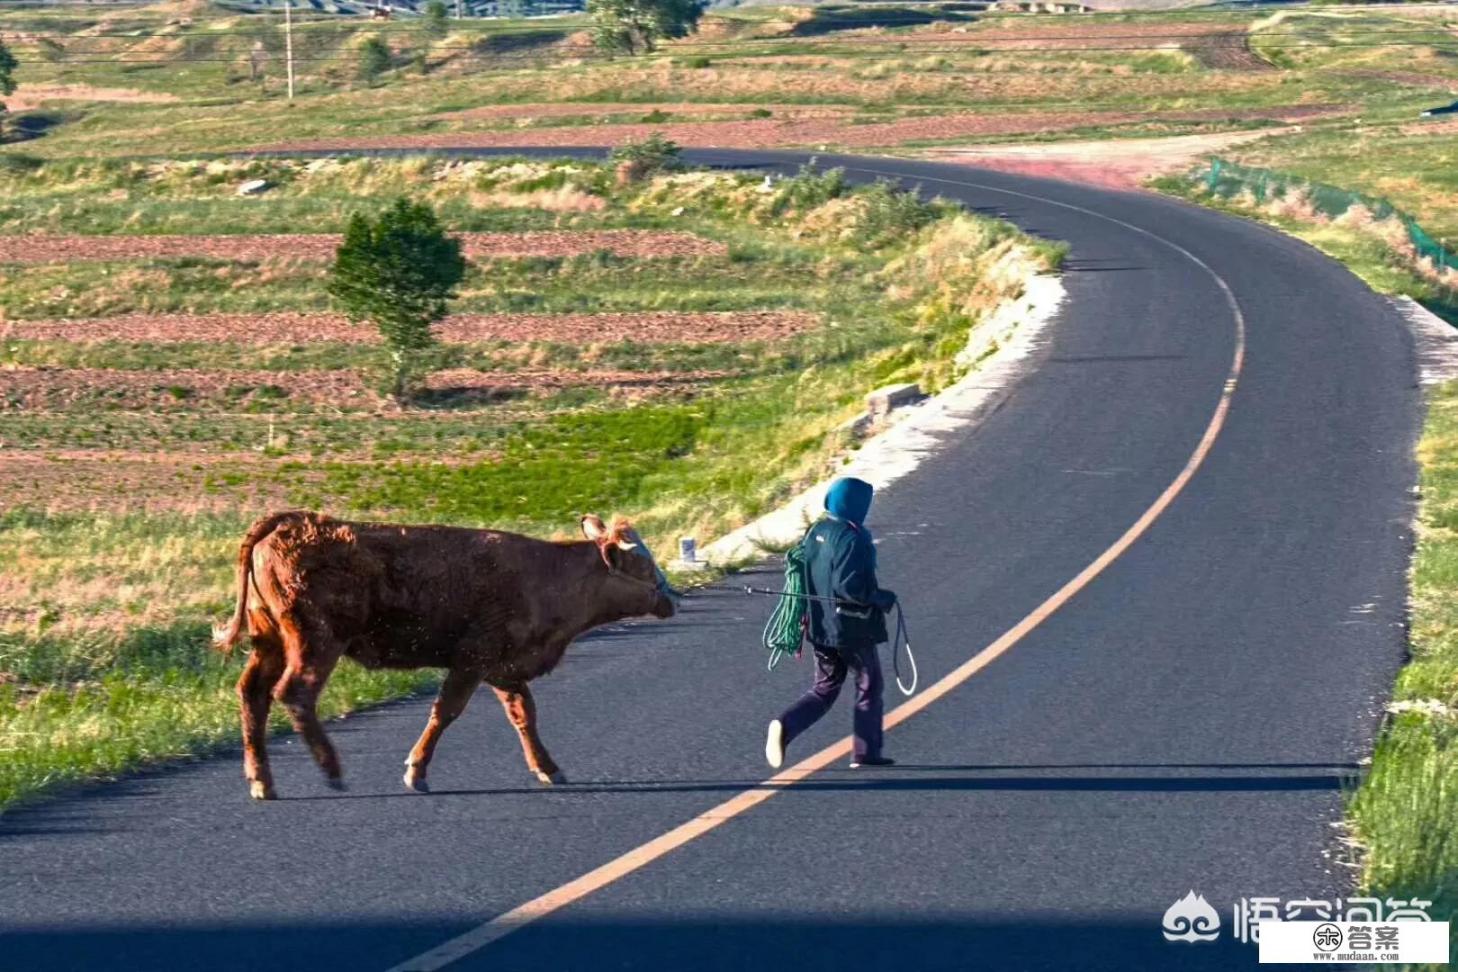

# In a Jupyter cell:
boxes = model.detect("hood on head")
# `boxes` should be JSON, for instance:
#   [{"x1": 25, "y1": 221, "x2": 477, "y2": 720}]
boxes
[{"x1": 825, "y1": 477, "x2": 874, "y2": 527}]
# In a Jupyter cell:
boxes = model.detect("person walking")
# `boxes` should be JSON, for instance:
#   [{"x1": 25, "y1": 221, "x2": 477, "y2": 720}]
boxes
[{"x1": 765, "y1": 477, "x2": 897, "y2": 770}]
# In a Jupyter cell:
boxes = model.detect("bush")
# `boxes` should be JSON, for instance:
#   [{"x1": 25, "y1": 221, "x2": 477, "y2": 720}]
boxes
[
  {"x1": 0, "y1": 152, "x2": 44, "y2": 174},
  {"x1": 589, "y1": 0, "x2": 705, "y2": 55},
  {"x1": 610, "y1": 133, "x2": 684, "y2": 182},
  {"x1": 423, "y1": 0, "x2": 449, "y2": 38},
  {"x1": 771, "y1": 165, "x2": 850, "y2": 217},
  {"x1": 855, "y1": 179, "x2": 939, "y2": 249},
  {"x1": 357, "y1": 35, "x2": 393, "y2": 83}
]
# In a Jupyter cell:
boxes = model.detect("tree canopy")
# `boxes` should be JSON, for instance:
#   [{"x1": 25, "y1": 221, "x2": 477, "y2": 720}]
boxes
[
  {"x1": 588, "y1": 0, "x2": 705, "y2": 56},
  {"x1": 0, "y1": 38, "x2": 18, "y2": 112},
  {"x1": 327, "y1": 197, "x2": 466, "y2": 399}
]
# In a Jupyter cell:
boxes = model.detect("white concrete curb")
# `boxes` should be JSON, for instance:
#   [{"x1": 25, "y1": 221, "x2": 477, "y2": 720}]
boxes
[
  {"x1": 1393, "y1": 297, "x2": 1458, "y2": 386},
  {"x1": 699, "y1": 272, "x2": 1067, "y2": 567}
]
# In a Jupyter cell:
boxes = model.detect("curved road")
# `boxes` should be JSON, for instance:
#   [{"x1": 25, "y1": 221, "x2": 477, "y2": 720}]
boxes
[{"x1": 0, "y1": 152, "x2": 1421, "y2": 971}]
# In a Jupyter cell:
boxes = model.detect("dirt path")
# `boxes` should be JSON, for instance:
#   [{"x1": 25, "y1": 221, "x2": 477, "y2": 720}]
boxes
[
  {"x1": 4, "y1": 310, "x2": 817, "y2": 345},
  {"x1": 926, "y1": 128, "x2": 1305, "y2": 191},
  {"x1": 0, "y1": 231, "x2": 725, "y2": 265}
]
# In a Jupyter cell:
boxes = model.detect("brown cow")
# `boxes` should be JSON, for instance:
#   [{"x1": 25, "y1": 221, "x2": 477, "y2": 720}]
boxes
[{"x1": 212, "y1": 510, "x2": 676, "y2": 800}]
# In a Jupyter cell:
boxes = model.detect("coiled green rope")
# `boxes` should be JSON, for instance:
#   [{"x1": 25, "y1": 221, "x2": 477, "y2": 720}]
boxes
[{"x1": 762, "y1": 541, "x2": 809, "y2": 671}]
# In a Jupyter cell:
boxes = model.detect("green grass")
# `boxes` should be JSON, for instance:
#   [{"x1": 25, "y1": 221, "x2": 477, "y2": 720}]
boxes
[{"x1": 1347, "y1": 382, "x2": 1458, "y2": 943}]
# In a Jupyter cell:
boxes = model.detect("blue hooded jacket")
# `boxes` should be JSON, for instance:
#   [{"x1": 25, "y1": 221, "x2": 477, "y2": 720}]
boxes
[
  {"x1": 802, "y1": 477, "x2": 896, "y2": 648},
  {"x1": 825, "y1": 477, "x2": 874, "y2": 528}
]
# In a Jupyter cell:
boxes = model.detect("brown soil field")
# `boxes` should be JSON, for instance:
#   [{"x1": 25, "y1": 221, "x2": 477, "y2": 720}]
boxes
[
  {"x1": 267, "y1": 105, "x2": 1344, "y2": 152},
  {"x1": 435, "y1": 102, "x2": 854, "y2": 123},
  {"x1": 963, "y1": 21, "x2": 1251, "y2": 48},
  {"x1": 0, "y1": 231, "x2": 726, "y2": 265},
  {"x1": 1186, "y1": 31, "x2": 1272, "y2": 71},
  {"x1": 0, "y1": 365, "x2": 733, "y2": 412},
  {"x1": 4, "y1": 310, "x2": 817, "y2": 345}
]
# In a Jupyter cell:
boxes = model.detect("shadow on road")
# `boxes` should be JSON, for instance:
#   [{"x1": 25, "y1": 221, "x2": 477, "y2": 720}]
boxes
[
  {"x1": 0, "y1": 914, "x2": 1266, "y2": 972},
  {"x1": 278, "y1": 763, "x2": 1358, "y2": 802}
]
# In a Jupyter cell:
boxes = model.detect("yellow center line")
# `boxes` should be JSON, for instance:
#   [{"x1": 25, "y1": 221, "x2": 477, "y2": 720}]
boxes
[{"x1": 386, "y1": 166, "x2": 1248, "y2": 972}]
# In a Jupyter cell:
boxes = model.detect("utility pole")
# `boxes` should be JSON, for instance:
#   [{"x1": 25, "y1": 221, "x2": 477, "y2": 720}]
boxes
[{"x1": 284, "y1": 0, "x2": 295, "y2": 101}]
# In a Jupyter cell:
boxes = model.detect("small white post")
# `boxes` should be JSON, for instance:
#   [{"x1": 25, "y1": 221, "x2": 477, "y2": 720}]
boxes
[{"x1": 284, "y1": 1, "x2": 296, "y2": 101}]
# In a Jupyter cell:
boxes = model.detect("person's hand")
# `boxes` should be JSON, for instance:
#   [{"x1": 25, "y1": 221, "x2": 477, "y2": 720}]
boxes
[{"x1": 873, "y1": 589, "x2": 897, "y2": 610}]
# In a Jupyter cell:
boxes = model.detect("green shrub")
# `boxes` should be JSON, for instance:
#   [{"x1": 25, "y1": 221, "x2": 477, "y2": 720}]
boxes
[
  {"x1": 855, "y1": 179, "x2": 940, "y2": 249},
  {"x1": 357, "y1": 36, "x2": 393, "y2": 84},
  {"x1": 771, "y1": 165, "x2": 850, "y2": 216},
  {"x1": 610, "y1": 132, "x2": 684, "y2": 178}
]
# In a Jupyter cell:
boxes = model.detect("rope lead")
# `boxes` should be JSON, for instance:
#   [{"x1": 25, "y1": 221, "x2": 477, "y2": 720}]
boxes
[
  {"x1": 752, "y1": 547, "x2": 919, "y2": 695},
  {"x1": 761, "y1": 544, "x2": 809, "y2": 672},
  {"x1": 890, "y1": 604, "x2": 918, "y2": 697}
]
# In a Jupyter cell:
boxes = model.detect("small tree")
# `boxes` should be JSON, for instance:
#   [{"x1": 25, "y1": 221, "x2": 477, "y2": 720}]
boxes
[
  {"x1": 328, "y1": 198, "x2": 466, "y2": 401},
  {"x1": 588, "y1": 0, "x2": 704, "y2": 56},
  {"x1": 0, "y1": 38, "x2": 18, "y2": 118},
  {"x1": 610, "y1": 132, "x2": 683, "y2": 184},
  {"x1": 423, "y1": 0, "x2": 449, "y2": 37},
  {"x1": 357, "y1": 35, "x2": 392, "y2": 83}
]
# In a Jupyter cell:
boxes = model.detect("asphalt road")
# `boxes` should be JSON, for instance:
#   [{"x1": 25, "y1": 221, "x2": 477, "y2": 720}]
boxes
[{"x1": 0, "y1": 153, "x2": 1422, "y2": 971}]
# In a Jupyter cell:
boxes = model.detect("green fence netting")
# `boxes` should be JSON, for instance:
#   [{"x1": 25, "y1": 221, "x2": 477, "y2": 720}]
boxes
[{"x1": 1201, "y1": 157, "x2": 1456, "y2": 273}]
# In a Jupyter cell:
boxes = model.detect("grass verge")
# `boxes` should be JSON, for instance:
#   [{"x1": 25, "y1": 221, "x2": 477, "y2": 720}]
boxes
[{"x1": 1348, "y1": 382, "x2": 1458, "y2": 947}]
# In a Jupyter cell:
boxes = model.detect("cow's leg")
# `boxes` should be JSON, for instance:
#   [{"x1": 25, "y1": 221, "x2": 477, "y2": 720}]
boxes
[
  {"x1": 403, "y1": 666, "x2": 481, "y2": 793},
  {"x1": 273, "y1": 612, "x2": 346, "y2": 790},
  {"x1": 490, "y1": 682, "x2": 563, "y2": 785},
  {"x1": 237, "y1": 630, "x2": 286, "y2": 801}
]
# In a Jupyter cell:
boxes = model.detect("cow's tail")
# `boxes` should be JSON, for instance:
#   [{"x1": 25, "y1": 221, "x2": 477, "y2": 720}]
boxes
[{"x1": 212, "y1": 511, "x2": 297, "y2": 652}]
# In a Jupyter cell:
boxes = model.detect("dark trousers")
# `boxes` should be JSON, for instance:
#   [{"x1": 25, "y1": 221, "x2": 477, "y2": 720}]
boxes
[{"x1": 778, "y1": 642, "x2": 883, "y2": 759}]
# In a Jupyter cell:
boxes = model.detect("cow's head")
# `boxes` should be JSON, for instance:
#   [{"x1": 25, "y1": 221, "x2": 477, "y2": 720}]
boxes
[{"x1": 581, "y1": 514, "x2": 678, "y2": 619}]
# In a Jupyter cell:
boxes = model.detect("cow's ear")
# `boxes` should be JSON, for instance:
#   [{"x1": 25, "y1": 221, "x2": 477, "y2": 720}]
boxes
[
  {"x1": 611, "y1": 517, "x2": 640, "y2": 551},
  {"x1": 581, "y1": 514, "x2": 609, "y2": 542}
]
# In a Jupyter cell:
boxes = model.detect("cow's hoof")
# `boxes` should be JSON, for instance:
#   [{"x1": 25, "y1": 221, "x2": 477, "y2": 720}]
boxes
[
  {"x1": 249, "y1": 780, "x2": 276, "y2": 801},
  {"x1": 535, "y1": 769, "x2": 566, "y2": 786},
  {"x1": 325, "y1": 776, "x2": 347, "y2": 792},
  {"x1": 403, "y1": 770, "x2": 429, "y2": 794}
]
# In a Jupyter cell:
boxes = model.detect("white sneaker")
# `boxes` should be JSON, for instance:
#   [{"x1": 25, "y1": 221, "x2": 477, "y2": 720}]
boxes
[{"x1": 765, "y1": 719, "x2": 785, "y2": 769}]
